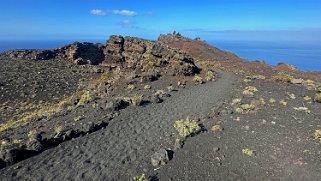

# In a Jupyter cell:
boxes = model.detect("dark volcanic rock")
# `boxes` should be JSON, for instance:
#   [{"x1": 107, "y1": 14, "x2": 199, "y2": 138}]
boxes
[
  {"x1": 0, "y1": 34, "x2": 200, "y2": 76},
  {"x1": 1, "y1": 42, "x2": 105, "y2": 65},
  {"x1": 3, "y1": 49, "x2": 56, "y2": 61},
  {"x1": 103, "y1": 35, "x2": 200, "y2": 76},
  {"x1": 55, "y1": 42, "x2": 105, "y2": 65},
  {"x1": 151, "y1": 148, "x2": 170, "y2": 167}
]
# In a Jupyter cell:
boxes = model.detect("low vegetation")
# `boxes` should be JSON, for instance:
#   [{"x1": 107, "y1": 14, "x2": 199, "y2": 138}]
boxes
[
  {"x1": 76, "y1": 91, "x2": 95, "y2": 107},
  {"x1": 293, "y1": 107, "x2": 311, "y2": 113},
  {"x1": 143, "y1": 85, "x2": 151, "y2": 90},
  {"x1": 242, "y1": 86, "x2": 258, "y2": 96},
  {"x1": 144, "y1": 54, "x2": 161, "y2": 67},
  {"x1": 155, "y1": 90, "x2": 165, "y2": 96},
  {"x1": 193, "y1": 75, "x2": 203, "y2": 84},
  {"x1": 314, "y1": 130, "x2": 321, "y2": 142},
  {"x1": 315, "y1": 93, "x2": 321, "y2": 103},
  {"x1": 174, "y1": 117, "x2": 201, "y2": 137},
  {"x1": 127, "y1": 84, "x2": 136, "y2": 91},
  {"x1": 271, "y1": 72, "x2": 294, "y2": 82},
  {"x1": 279, "y1": 100, "x2": 288, "y2": 106},
  {"x1": 205, "y1": 71, "x2": 215, "y2": 81},
  {"x1": 198, "y1": 61, "x2": 222, "y2": 71},
  {"x1": 269, "y1": 98, "x2": 276, "y2": 103},
  {"x1": 125, "y1": 95, "x2": 144, "y2": 106},
  {"x1": 287, "y1": 92, "x2": 296, "y2": 99},
  {"x1": 132, "y1": 174, "x2": 146, "y2": 181},
  {"x1": 231, "y1": 98, "x2": 242, "y2": 105},
  {"x1": 0, "y1": 139, "x2": 22, "y2": 149},
  {"x1": 242, "y1": 149, "x2": 254, "y2": 156},
  {"x1": 0, "y1": 95, "x2": 75, "y2": 132}
]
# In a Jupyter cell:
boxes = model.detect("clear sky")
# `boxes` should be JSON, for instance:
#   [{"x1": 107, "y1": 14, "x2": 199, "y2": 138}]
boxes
[{"x1": 1, "y1": 0, "x2": 321, "y2": 41}]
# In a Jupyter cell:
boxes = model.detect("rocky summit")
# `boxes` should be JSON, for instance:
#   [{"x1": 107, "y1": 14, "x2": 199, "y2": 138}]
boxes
[{"x1": 1, "y1": 33, "x2": 321, "y2": 180}]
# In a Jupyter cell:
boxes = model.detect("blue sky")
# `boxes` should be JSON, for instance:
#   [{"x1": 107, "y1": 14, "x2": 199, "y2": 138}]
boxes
[{"x1": 1, "y1": 0, "x2": 321, "y2": 41}]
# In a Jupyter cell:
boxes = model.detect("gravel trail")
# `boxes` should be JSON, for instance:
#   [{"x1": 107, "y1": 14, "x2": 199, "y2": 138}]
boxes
[{"x1": 0, "y1": 71, "x2": 238, "y2": 180}]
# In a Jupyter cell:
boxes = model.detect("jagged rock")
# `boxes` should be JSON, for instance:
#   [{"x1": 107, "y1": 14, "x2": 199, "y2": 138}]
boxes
[
  {"x1": 35, "y1": 50, "x2": 56, "y2": 60},
  {"x1": 140, "y1": 74, "x2": 158, "y2": 83},
  {"x1": 1, "y1": 34, "x2": 200, "y2": 76},
  {"x1": 26, "y1": 132, "x2": 43, "y2": 152},
  {"x1": 158, "y1": 33, "x2": 186, "y2": 44},
  {"x1": 103, "y1": 35, "x2": 200, "y2": 76},
  {"x1": 151, "y1": 149, "x2": 170, "y2": 167},
  {"x1": 101, "y1": 99, "x2": 128, "y2": 111},
  {"x1": 55, "y1": 42, "x2": 105, "y2": 65},
  {"x1": 0, "y1": 149, "x2": 19, "y2": 164},
  {"x1": 126, "y1": 70, "x2": 140, "y2": 80}
]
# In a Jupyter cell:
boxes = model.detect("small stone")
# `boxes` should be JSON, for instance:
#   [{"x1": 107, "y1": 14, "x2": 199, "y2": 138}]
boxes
[
  {"x1": 211, "y1": 125, "x2": 223, "y2": 132},
  {"x1": 213, "y1": 147, "x2": 220, "y2": 152},
  {"x1": 150, "y1": 95, "x2": 163, "y2": 104},
  {"x1": 174, "y1": 138, "x2": 184, "y2": 150},
  {"x1": 291, "y1": 79, "x2": 304, "y2": 84},
  {"x1": 151, "y1": 149, "x2": 170, "y2": 167}
]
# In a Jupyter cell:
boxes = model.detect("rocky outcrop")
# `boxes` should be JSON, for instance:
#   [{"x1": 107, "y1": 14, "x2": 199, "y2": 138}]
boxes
[
  {"x1": 0, "y1": 35, "x2": 200, "y2": 75},
  {"x1": 1, "y1": 42, "x2": 105, "y2": 65},
  {"x1": 103, "y1": 35, "x2": 199, "y2": 75},
  {"x1": 54, "y1": 42, "x2": 105, "y2": 65},
  {"x1": 158, "y1": 33, "x2": 188, "y2": 44}
]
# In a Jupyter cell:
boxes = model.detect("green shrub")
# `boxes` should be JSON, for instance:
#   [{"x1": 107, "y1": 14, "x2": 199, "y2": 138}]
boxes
[
  {"x1": 124, "y1": 95, "x2": 144, "y2": 106},
  {"x1": 193, "y1": 76, "x2": 203, "y2": 84},
  {"x1": 143, "y1": 85, "x2": 151, "y2": 90},
  {"x1": 127, "y1": 84, "x2": 136, "y2": 91},
  {"x1": 205, "y1": 71, "x2": 215, "y2": 81},
  {"x1": 174, "y1": 117, "x2": 201, "y2": 137},
  {"x1": 231, "y1": 98, "x2": 242, "y2": 105},
  {"x1": 155, "y1": 90, "x2": 165, "y2": 96},
  {"x1": 315, "y1": 93, "x2": 321, "y2": 103},
  {"x1": 133, "y1": 174, "x2": 146, "y2": 181},
  {"x1": 269, "y1": 98, "x2": 276, "y2": 103},
  {"x1": 144, "y1": 54, "x2": 161, "y2": 67}
]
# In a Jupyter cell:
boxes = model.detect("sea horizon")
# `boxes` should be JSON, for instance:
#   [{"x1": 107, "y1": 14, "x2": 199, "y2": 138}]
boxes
[{"x1": 0, "y1": 39, "x2": 320, "y2": 71}]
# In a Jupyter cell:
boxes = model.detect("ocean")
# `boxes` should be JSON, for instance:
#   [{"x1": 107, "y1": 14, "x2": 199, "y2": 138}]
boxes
[
  {"x1": 0, "y1": 40, "x2": 320, "y2": 71},
  {"x1": 209, "y1": 40, "x2": 321, "y2": 71}
]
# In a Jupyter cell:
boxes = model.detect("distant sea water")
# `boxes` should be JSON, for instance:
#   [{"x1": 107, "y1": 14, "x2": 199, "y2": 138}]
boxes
[
  {"x1": 0, "y1": 40, "x2": 320, "y2": 71},
  {"x1": 209, "y1": 40, "x2": 321, "y2": 71}
]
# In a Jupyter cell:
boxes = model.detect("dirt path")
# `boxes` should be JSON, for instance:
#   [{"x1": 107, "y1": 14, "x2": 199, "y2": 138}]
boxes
[{"x1": 0, "y1": 71, "x2": 239, "y2": 180}]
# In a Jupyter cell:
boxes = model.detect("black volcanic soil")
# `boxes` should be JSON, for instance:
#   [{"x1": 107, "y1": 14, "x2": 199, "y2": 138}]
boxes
[
  {"x1": 1, "y1": 34, "x2": 321, "y2": 180},
  {"x1": 156, "y1": 78, "x2": 321, "y2": 181},
  {"x1": 0, "y1": 59, "x2": 99, "y2": 124},
  {"x1": 0, "y1": 70, "x2": 238, "y2": 180}
]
